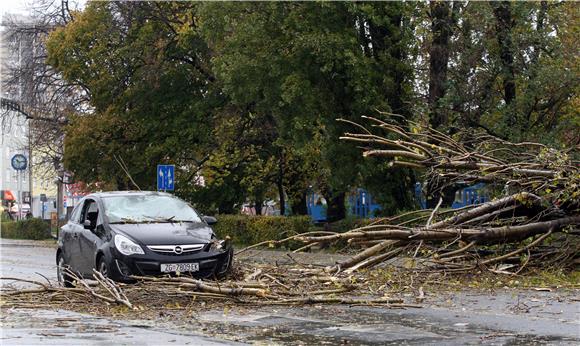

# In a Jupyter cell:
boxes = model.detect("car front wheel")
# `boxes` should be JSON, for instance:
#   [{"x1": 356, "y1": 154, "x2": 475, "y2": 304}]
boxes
[
  {"x1": 57, "y1": 253, "x2": 75, "y2": 288},
  {"x1": 97, "y1": 258, "x2": 110, "y2": 279},
  {"x1": 216, "y1": 248, "x2": 234, "y2": 279}
]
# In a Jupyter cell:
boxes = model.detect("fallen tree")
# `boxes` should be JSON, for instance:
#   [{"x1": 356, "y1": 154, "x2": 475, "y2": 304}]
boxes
[
  {"x1": 0, "y1": 114, "x2": 577, "y2": 311},
  {"x1": 296, "y1": 114, "x2": 580, "y2": 273}
]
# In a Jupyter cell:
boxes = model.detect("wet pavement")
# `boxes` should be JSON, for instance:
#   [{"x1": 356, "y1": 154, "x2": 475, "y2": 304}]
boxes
[
  {"x1": 0, "y1": 239, "x2": 57, "y2": 287},
  {"x1": 188, "y1": 292, "x2": 580, "y2": 345},
  {"x1": 1, "y1": 238, "x2": 579, "y2": 345},
  {"x1": 1, "y1": 308, "x2": 238, "y2": 345}
]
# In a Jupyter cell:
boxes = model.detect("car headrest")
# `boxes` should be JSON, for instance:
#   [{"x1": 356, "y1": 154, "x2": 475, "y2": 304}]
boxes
[{"x1": 87, "y1": 211, "x2": 98, "y2": 222}]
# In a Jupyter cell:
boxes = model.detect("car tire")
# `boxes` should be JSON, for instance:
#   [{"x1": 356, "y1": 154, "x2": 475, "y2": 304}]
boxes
[
  {"x1": 57, "y1": 253, "x2": 75, "y2": 288},
  {"x1": 97, "y1": 257, "x2": 110, "y2": 279},
  {"x1": 216, "y1": 248, "x2": 234, "y2": 279}
]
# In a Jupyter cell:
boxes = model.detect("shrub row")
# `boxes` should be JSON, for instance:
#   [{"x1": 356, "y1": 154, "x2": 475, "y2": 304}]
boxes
[
  {"x1": 211, "y1": 215, "x2": 375, "y2": 248},
  {"x1": 326, "y1": 217, "x2": 373, "y2": 232},
  {"x1": 212, "y1": 215, "x2": 313, "y2": 248},
  {"x1": 1, "y1": 218, "x2": 53, "y2": 240}
]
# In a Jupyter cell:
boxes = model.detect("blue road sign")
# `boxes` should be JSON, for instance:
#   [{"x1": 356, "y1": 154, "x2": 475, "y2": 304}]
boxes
[{"x1": 157, "y1": 165, "x2": 175, "y2": 191}]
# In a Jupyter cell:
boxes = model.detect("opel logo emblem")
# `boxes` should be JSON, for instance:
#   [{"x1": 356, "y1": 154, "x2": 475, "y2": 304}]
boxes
[{"x1": 174, "y1": 246, "x2": 183, "y2": 254}]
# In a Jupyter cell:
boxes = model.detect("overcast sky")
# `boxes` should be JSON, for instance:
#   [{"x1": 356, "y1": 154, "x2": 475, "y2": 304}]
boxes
[
  {"x1": 0, "y1": 0, "x2": 29, "y2": 16},
  {"x1": 1, "y1": 0, "x2": 86, "y2": 19}
]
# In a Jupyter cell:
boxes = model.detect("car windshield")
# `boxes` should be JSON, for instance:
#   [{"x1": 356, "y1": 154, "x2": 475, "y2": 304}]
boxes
[{"x1": 102, "y1": 194, "x2": 202, "y2": 224}]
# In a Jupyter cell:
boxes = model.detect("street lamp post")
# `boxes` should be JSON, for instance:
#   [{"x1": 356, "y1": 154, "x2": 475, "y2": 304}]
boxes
[
  {"x1": 11, "y1": 154, "x2": 28, "y2": 220},
  {"x1": 28, "y1": 118, "x2": 33, "y2": 217}
]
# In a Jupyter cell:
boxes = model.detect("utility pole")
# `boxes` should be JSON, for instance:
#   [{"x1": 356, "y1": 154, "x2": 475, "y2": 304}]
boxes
[
  {"x1": 17, "y1": 170, "x2": 21, "y2": 220},
  {"x1": 28, "y1": 119, "x2": 33, "y2": 216},
  {"x1": 56, "y1": 176, "x2": 63, "y2": 235}
]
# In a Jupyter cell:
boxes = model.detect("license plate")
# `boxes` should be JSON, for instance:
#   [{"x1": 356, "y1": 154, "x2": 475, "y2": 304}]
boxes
[{"x1": 160, "y1": 262, "x2": 199, "y2": 273}]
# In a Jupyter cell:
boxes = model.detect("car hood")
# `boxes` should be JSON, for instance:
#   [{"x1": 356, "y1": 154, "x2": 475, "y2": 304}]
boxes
[{"x1": 109, "y1": 222, "x2": 214, "y2": 245}]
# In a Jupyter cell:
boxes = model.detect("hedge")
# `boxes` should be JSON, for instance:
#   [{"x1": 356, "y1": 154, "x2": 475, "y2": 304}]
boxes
[
  {"x1": 1, "y1": 218, "x2": 53, "y2": 240},
  {"x1": 327, "y1": 217, "x2": 373, "y2": 233},
  {"x1": 212, "y1": 215, "x2": 312, "y2": 247},
  {"x1": 210, "y1": 215, "x2": 376, "y2": 248}
]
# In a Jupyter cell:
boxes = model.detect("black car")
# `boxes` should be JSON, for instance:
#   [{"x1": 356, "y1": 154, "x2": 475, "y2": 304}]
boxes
[{"x1": 56, "y1": 191, "x2": 233, "y2": 287}]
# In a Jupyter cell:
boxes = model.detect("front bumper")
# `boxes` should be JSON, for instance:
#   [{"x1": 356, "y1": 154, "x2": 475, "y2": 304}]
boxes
[{"x1": 109, "y1": 243, "x2": 232, "y2": 281}]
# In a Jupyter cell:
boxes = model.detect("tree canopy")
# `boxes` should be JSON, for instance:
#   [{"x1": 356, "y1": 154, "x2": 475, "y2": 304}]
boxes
[{"x1": 45, "y1": 1, "x2": 579, "y2": 217}]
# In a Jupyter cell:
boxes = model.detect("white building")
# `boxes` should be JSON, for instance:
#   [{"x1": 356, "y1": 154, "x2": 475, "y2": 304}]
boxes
[{"x1": 1, "y1": 13, "x2": 57, "y2": 218}]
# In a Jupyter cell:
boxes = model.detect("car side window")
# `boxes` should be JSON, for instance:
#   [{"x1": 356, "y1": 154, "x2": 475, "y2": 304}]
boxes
[
  {"x1": 80, "y1": 199, "x2": 99, "y2": 228},
  {"x1": 70, "y1": 203, "x2": 83, "y2": 224}
]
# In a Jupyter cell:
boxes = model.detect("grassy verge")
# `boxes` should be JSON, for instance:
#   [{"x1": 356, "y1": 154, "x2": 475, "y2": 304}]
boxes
[{"x1": 365, "y1": 266, "x2": 580, "y2": 294}]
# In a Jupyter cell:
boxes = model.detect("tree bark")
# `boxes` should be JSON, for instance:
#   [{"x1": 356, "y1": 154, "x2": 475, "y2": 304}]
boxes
[
  {"x1": 428, "y1": 1, "x2": 452, "y2": 130},
  {"x1": 530, "y1": 1, "x2": 547, "y2": 66},
  {"x1": 367, "y1": 4, "x2": 409, "y2": 118},
  {"x1": 254, "y1": 199, "x2": 262, "y2": 216},
  {"x1": 291, "y1": 191, "x2": 308, "y2": 215},
  {"x1": 306, "y1": 216, "x2": 579, "y2": 245},
  {"x1": 218, "y1": 201, "x2": 235, "y2": 215},
  {"x1": 326, "y1": 191, "x2": 346, "y2": 222},
  {"x1": 492, "y1": 1, "x2": 516, "y2": 125},
  {"x1": 277, "y1": 149, "x2": 286, "y2": 216}
]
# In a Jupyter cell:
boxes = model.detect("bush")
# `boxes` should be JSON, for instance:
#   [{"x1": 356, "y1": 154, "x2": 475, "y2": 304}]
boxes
[
  {"x1": 1, "y1": 211, "x2": 11, "y2": 222},
  {"x1": 1, "y1": 218, "x2": 52, "y2": 240},
  {"x1": 211, "y1": 215, "x2": 378, "y2": 248},
  {"x1": 212, "y1": 215, "x2": 312, "y2": 247},
  {"x1": 327, "y1": 217, "x2": 373, "y2": 233}
]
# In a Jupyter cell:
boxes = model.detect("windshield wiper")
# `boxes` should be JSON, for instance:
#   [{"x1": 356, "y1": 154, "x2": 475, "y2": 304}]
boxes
[
  {"x1": 110, "y1": 217, "x2": 141, "y2": 224},
  {"x1": 143, "y1": 215, "x2": 177, "y2": 223}
]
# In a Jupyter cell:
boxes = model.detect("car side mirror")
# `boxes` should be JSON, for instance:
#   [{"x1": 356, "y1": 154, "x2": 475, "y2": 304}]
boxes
[
  {"x1": 83, "y1": 220, "x2": 93, "y2": 230},
  {"x1": 202, "y1": 216, "x2": 217, "y2": 225}
]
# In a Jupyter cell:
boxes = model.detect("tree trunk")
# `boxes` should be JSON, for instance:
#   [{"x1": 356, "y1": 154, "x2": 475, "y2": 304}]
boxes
[
  {"x1": 326, "y1": 192, "x2": 346, "y2": 222},
  {"x1": 291, "y1": 191, "x2": 308, "y2": 216},
  {"x1": 367, "y1": 4, "x2": 409, "y2": 119},
  {"x1": 254, "y1": 199, "x2": 262, "y2": 216},
  {"x1": 525, "y1": 1, "x2": 548, "y2": 130},
  {"x1": 428, "y1": 1, "x2": 452, "y2": 130},
  {"x1": 277, "y1": 149, "x2": 286, "y2": 216},
  {"x1": 218, "y1": 201, "x2": 235, "y2": 215},
  {"x1": 492, "y1": 1, "x2": 516, "y2": 125},
  {"x1": 115, "y1": 176, "x2": 128, "y2": 190},
  {"x1": 277, "y1": 179, "x2": 285, "y2": 217},
  {"x1": 532, "y1": 1, "x2": 547, "y2": 65}
]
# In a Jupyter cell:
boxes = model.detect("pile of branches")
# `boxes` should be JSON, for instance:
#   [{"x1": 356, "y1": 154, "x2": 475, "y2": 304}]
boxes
[
  {"x1": 1, "y1": 264, "x2": 420, "y2": 313},
  {"x1": 294, "y1": 114, "x2": 579, "y2": 274}
]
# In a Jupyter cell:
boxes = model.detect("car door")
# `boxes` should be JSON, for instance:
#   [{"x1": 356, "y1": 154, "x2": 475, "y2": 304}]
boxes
[
  {"x1": 77, "y1": 199, "x2": 101, "y2": 276},
  {"x1": 61, "y1": 200, "x2": 84, "y2": 273}
]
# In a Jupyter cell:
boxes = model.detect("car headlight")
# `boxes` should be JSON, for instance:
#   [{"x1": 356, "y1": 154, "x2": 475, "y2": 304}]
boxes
[
  {"x1": 210, "y1": 239, "x2": 226, "y2": 252},
  {"x1": 114, "y1": 234, "x2": 144, "y2": 256}
]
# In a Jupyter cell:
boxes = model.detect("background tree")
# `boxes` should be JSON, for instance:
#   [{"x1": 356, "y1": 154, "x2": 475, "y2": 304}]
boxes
[
  {"x1": 200, "y1": 1, "x2": 418, "y2": 217},
  {"x1": 47, "y1": 1, "x2": 217, "y2": 191},
  {"x1": 41, "y1": 1, "x2": 578, "y2": 218},
  {"x1": 1, "y1": 0, "x2": 85, "y2": 175},
  {"x1": 426, "y1": 1, "x2": 579, "y2": 143}
]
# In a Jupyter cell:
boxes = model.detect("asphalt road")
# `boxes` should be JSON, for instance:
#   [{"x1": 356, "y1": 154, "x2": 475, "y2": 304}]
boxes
[
  {"x1": 1, "y1": 239, "x2": 57, "y2": 286},
  {"x1": 1, "y1": 238, "x2": 579, "y2": 345}
]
